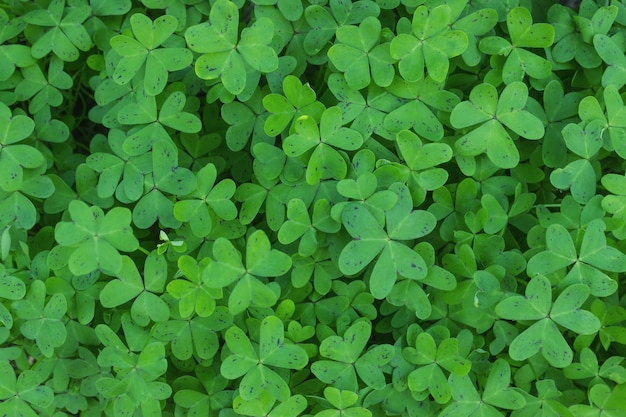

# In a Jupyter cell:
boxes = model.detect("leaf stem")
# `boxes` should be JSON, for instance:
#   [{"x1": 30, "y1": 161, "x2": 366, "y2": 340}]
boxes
[{"x1": 137, "y1": 246, "x2": 151, "y2": 255}]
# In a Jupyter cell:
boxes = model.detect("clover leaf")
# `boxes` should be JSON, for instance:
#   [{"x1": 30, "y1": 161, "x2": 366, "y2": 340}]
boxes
[
  {"x1": 173, "y1": 365, "x2": 234, "y2": 417},
  {"x1": 174, "y1": 163, "x2": 238, "y2": 238},
  {"x1": 0, "y1": 103, "x2": 43, "y2": 193},
  {"x1": 541, "y1": 80, "x2": 585, "y2": 168},
  {"x1": 315, "y1": 387, "x2": 372, "y2": 417},
  {"x1": 495, "y1": 275, "x2": 601, "y2": 367},
  {"x1": 601, "y1": 173, "x2": 626, "y2": 240},
  {"x1": 527, "y1": 219, "x2": 626, "y2": 297},
  {"x1": 510, "y1": 379, "x2": 573, "y2": 417},
  {"x1": 15, "y1": 57, "x2": 72, "y2": 113},
  {"x1": 479, "y1": 7, "x2": 554, "y2": 83},
  {"x1": 99, "y1": 251, "x2": 169, "y2": 326},
  {"x1": 263, "y1": 75, "x2": 326, "y2": 136},
  {"x1": 234, "y1": 391, "x2": 307, "y2": 417},
  {"x1": 153, "y1": 307, "x2": 230, "y2": 361},
  {"x1": 450, "y1": 82, "x2": 545, "y2": 169},
  {"x1": 110, "y1": 14, "x2": 192, "y2": 96},
  {"x1": 283, "y1": 107, "x2": 363, "y2": 185},
  {"x1": 86, "y1": 130, "x2": 152, "y2": 201},
  {"x1": 221, "y1": 316, "x2": 308, "y2": 401},
  {"x1": 328, "y1": 16, "x2": 395, "y2": 90},
  {"x1": 202, "y1": 230, "x2": 291, "y2": 314},
  {"x1": 383, "y1": 76, "x2": 457, "y2": 141},
  {"x1": 311, "y1": 320, "x2": 394, "y2": 391},
  {"x1": 54, "y1": 200, "x2": 139, "y2": 275},
  {"x1": 0, "y1": 360, "x2": 54, "y2": 417},
  {"x1": 442, "y1": 359, "x2": 526, "y2": 417},
  {"x1": 569, "y1": 383, "x2": 626, "y2": 417},
  {"x1": 96, "y1": 329, "x2": 171, "y2": 417},
  {"x1": 338, "y1": 183, "x2": 435, "y2": 299},
  {"x1": 166, "y1": 255, "x2": 222, "y2": 318},
  {"x1": 390, "y1": 4, "x2": 468, "y2": 82},
  {"x1": 23, "y1": 0, "x2": 92, "y2": 62},
  {"x1": 10, "y1": 280, "x2": 66, "y2": 358},
  {"x1": 564, "y1": 348, "x2": 626, "y2": 385},
  {"x1": 119, "y1": 89, "x2": 202, "y2": 156},
  {"x1": 394, "y1": 129, "x2": 453, "y2": 205},
  {"x1": 185, "y1": 0, "x2": 278, "y2": 95},
  {"x1": 593, "y1": 34, "x2": 626, "y2": 89},
  {"x1": 550, "y1": 4, "x2": 617, "y2": 68},
  {"x1": 403, "y1": 332, "x2": 471, "y2": 404},
  {"x1": 549, "y1": 119, "x2": 603, "y2": 204},
  {"x1": 133, "y1": 140, "x2": 197, "y2": 229}
]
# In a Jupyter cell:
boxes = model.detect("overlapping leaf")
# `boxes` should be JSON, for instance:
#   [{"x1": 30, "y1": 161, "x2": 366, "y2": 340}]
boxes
[
  {"x1": 496, "y1": 275, "x2": 601, "y2": 367},
  {"x1": 390, "y1": 4, "x2": 468, "y2": 82},
  {"x1": 185, "y1": 0, "x2": 278, "y2": 95},
  {"x1": 450, "y1": 82, "x2": 545, "y2": 169}
]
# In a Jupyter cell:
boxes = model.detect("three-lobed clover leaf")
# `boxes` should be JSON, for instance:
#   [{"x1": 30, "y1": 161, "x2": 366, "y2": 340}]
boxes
[
  {"x1": 153, "y1": 307, "x2": 230, "y2": 361},
  {"x1": 0, "y1": 360, "x2": 54, "y2": 417},
  {"x1": 383, "y1": 76, "x2": 457, "y2": 141},
  {"x1": 338, "y1": 183, "x2": 436, "y2": 299},
  {"x1": 174, "y1": 163, "x2": 238, "y2": 238},
  {"x1": 569, "y1": 383, "x2": 626, "y2": 417},
  {"x1": 221, "y1": 315, "x2": 309, "y2": 401},
  {"x1": 54, "y1": 199, "x2": 139, "y2": 275},
  {"x1": 185, "y1": 0, "x2": 279, "y2": 95},
  {"x1": 283, "y1": 106, "x2": 363, "y2": 185},
  {"x1": 564, "y1": 347, "x2": 626, "y2": 386},
  {"x1": 167, "y1": 255, "x2": 223, "y2": 318},
  {"x1": 403, "y1": 332, "x2": 471, "y2": 404},
  {"x1": 442, "y1": 359, "x2": 526, "y2": 417},
  {"x1": 96, "y1": 327, "x2": 171, "y2": 417},
  {"x1": 110, "y1": 14, "x2": 192, "y2": 95},
  {"x1": 119, "y1": 88, "x2": 202, "y2": 157},
  {"x1": 303, "y1": 0, "x2": 380, "y2": 56},
  {"x1": 263, "y1": 75, "x2": 326, "y2": 136},
  {"x1": 133, "y1": 140, "x2": 197, "y2": 229},
  {"x1": 11, "y1": 280, "x2": 67, "y2": 358},
  {"x1": 23, "y1": 0, "x2": 92, "y2": 62},
  {"x1": 311, "y1": 320, "x2": 394, "y2": 391},
  {"x1": 327, "y1": 16, "x2": 395, "y2": 90},
  {"x1": 99, "y1": 250, "x2": 169, "y2": 326},
  {"x1": 202, "y1": 230, "x2": 291, "y2": 314},
  {"x1": 450, "y1": 81, "x2": 545, "y2": 169},
  {"x1": 479, "y1": 7, "x2": 554, "y2": 83},
  {"x1": 393, "y1": 129, "x2": 453, "y2": 205},
  {"x1": 173, "y1": 365, "x2": 234, "y2": 417},
  {"x1": 495, "y1": 275, "x2": 601, "y2": 368},
  {"x1": 510, "y1": 379, "x2": 573, "y2": 417},
  {"x1": 15, "y1": 57, "x2": 73, "y2": 113},
  {"x1": 86, "y1": 130, "x2": 152, "y2": 201},
  {"x1": 527, "y1": 219, "x2": 626, "y2": 297},
  {"x1": 390, "y1": 4, "x2": 468, "y2": 83}
]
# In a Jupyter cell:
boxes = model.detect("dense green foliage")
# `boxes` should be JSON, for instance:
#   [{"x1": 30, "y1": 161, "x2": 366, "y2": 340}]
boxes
[{"x1": 1, "y1": 0, "x2": 626, "y2": 416}]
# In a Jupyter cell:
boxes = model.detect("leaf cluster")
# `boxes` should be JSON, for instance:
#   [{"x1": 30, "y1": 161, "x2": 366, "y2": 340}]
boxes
[{"x1": 1, "y1": 0, "x2": 626, "y2": 417}]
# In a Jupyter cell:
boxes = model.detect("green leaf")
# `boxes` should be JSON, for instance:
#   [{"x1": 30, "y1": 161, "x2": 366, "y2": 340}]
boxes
[
  {"x1": 594, "y1": 34, "x2": 626, "y2": 89},
  {"x1": 260, "y1": 316, "x2": 308, "y2": 369},
  {"x1": 54, "y1": 200, "x2": 139, "y2": 275},
  {"x1": 507, "y1": 7, "x2": 554, "y2": 48},
  {"x1": 527, "y1": 223, "x2": 577, "y2": 276},
  {"x1": 238, "y1": 18, "x2": 279, "y2": 73},
  {"x1": 482, "y1": 359, "x2": 526, "y2": 409}
]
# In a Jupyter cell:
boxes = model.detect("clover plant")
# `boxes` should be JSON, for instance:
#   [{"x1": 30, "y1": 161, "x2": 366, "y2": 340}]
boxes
[{"x1": 1, "y1": 0, "x2": 626, "y2": 416}]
